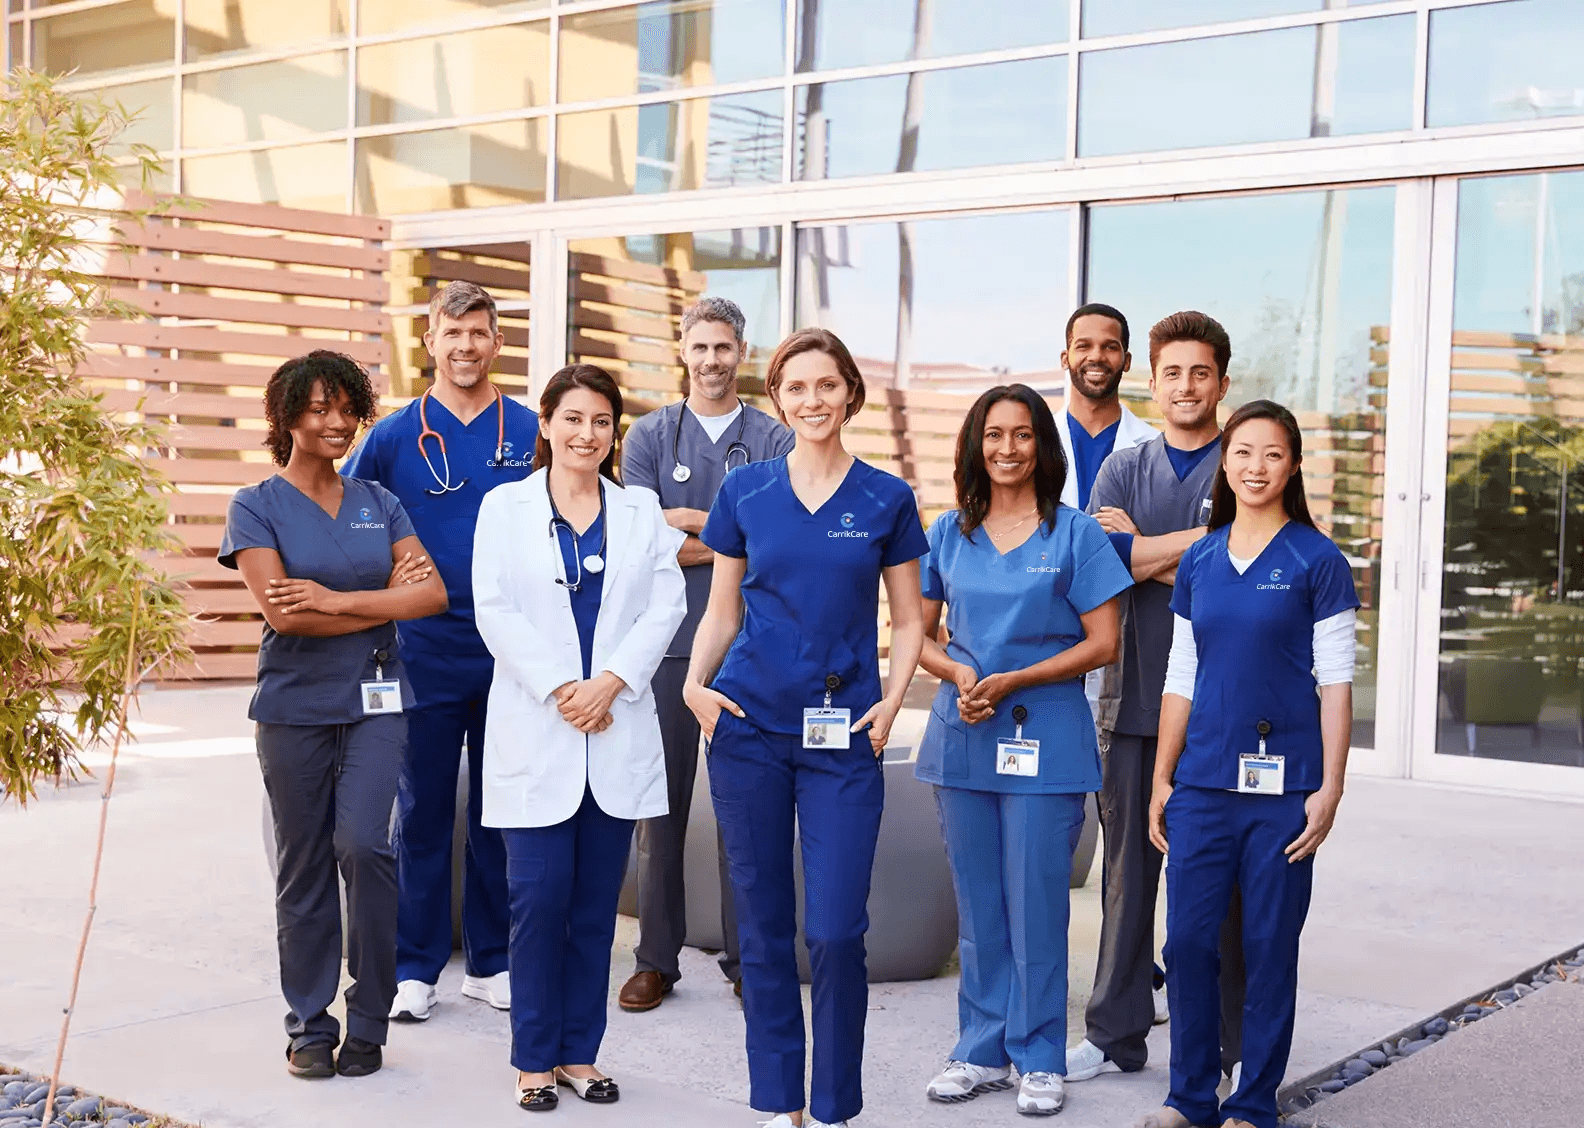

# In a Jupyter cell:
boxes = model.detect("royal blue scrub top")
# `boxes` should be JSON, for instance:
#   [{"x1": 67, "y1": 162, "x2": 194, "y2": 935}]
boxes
[
  {"x1": 700, "y1": 457, "x2": 930, "y2": 735},
  {"x1": 1170, "y1": 522, "x2": 1360, "y2": 793},
  {"x1": 1067, "y1": 416, "x2": 1121, "y2": 511},
  {"x1": 219, "y1": 475, "x2": 417, "y2": 724},
  {"x1": 553, "y1": 500, "x2": 606, "y2": 681},
  {"x1": 339, "y1": 391, "x2": 538, "y2": 663},
  {"x1": 916, "y1": 506, "x2": 1133, "y2": 794}
]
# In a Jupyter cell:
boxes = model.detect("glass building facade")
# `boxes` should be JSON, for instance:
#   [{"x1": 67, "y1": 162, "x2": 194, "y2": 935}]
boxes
[{"x1": 12, "y1": 0, "x2": 1584, "y2": 797}]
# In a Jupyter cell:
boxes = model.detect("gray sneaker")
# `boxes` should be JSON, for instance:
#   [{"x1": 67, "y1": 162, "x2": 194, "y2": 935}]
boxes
[
  {"x1": 1017, "y1": 1071, "x2": 1065, "y2": 1116},
  {"x1": 926, "y1": 1059, "x2": 1014, "y2": 1102}
]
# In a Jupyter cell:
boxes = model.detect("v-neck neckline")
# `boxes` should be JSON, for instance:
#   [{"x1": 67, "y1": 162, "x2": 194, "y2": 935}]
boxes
[
  {"x1": 277, "y1": 473, "x2": 346, "y2": 522},
  {"x1": 782, "y1": 455, "x2": 857, "y2": 517},
  {"x1": 683, "y1": 402, "x2": 745, "y2": 449},
  {"x1": 426, "y1": 390, "x2": 499, "y2": 432},
  {"x1": 1225, "y1": 521, "x2": 1290, "y2": 581}
]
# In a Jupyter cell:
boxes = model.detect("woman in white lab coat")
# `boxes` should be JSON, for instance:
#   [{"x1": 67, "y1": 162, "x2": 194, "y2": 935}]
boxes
[{"x1": 472, "y1": 363, "x2": 686, "y2": 1113}]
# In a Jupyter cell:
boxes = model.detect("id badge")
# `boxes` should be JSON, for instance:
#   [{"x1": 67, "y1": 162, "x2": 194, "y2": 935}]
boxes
[
  {"x1": 996, "y1": 738, "x2": 1041, "y2": 777},
  {"x1": 361, "y1": 680, "x2": 403, "y2": 715},
  {"x1": 803, "y1": 708, "x2": 850, "y2": 749},
  {"x1": 1237, "y1": 753, "x2": 1285, "y2": 794}
]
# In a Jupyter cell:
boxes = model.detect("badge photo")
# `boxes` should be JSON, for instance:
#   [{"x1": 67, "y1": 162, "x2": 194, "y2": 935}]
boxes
[{"x1": 361, "y1": 679, "x2": 403, "y2": 715}]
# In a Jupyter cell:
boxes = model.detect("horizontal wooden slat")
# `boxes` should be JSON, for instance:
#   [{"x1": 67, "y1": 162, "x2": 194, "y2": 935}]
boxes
[
  {"x1": 88, "y1": 321, "x2": 389, "y2": 366},
  {"x1": 153, "y1": 554, "x2": 235, "y2": 583},
  {"x1": 101, "y1": 388, "x2": 265, "y2": 417},
  {"x1": 572, "y1": 331, "x2": 677, "y2": 368},
  {"x1": 572, "y1": 305, "x2": 676, "y2": 341},
  {"x1": 108, "y1": 287, "x2": 390, "y2": 334},
  {"x1": 84, "y1": 352, "x2": 278, "y2": 388},
  {"x1": 148, "y1": 458, "x2": 274, "y2": 486},
  {"x1": 186, "y1": 619, "x2": 265, "y2": 648},
  {"x1": 100, "y1": 252, "x2": 387, "y2": 303},
  {"x1": 413, "y1": 254, "x2": 531, "y2": 293},
  {"x1": 570, "y1": 251, "x2": 706, "y2": 292},
  {"x1": 161, "y1": 423, "x2": 270, "y2": 455},
  {"x1": 182, "y1": 587, "x2": 259, "y2": 614},
  {"x1": 446, "y1": 241, "x2": 533, "y2": 264},
  {"x1": 161, "y1": 652, "x2": 261, "y2": 681},
  {"x1": 126, "y1": 190, "x2": 390, "y2": 242},
  {"x1": 115, "y1": 221, "x2": 389, "y2": 272},
  {"x1": 573, "y1": 279, "x2": 687, "y2": 317},
  {"x1": 167, "y1": 493, "x2": 237, "y2": 517}
]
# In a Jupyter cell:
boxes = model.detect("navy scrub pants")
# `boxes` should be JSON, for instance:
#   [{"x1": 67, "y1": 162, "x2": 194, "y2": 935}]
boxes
[
  {"x1": 936, "y1": 787, "x2": 1085, "y2": 1075},
  {"x1": 393, "y1": 651, "x2": 511, "y2": 985},
  {"x1": 256, "y1": 715, "x2": 404, "y2": 1050},
  {"x1": 502, "y1": 786, "x2": 635, "y2": 1073},
  {"x1": 708, "y1": 711, "x2": 883, "y2": 1126},
  {"x1": 1163, "y1": 785, "x2": 1314, "y2": 1128}
]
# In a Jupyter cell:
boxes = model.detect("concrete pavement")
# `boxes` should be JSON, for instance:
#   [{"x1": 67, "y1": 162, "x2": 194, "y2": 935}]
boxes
[{"x1": 2, "y1": 684, "x2": 1581, "y2": 1127}]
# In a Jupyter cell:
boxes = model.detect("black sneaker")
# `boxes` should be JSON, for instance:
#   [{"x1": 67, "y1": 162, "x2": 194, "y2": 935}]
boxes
[
  {"x1": 286, "y1": 1041, "x2": 336, "y2": 1078},
  {"x1": 336, "y1": 1036, "x2": 383, "y2": 1077}
]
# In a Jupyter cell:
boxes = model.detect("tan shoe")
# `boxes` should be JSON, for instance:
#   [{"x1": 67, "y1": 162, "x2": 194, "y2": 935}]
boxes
[
  {"x1": 1133, "y1": 1108, "x2": 1194, "y2": 1128},
  {"x1": 1222, "y1": 1121, "x2": 1258, "y2": 1128},
  {"x1": 617, "y1": 970, "x2": 672, "y2": 1012}
]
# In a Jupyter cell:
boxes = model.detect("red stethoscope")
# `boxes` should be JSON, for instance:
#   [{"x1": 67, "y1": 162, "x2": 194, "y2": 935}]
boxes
[{"x1": 418, "y1": 385, "x2": 505, "y2": 496}]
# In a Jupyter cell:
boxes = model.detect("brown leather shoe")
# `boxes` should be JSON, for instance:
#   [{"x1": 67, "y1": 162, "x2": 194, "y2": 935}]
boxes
[{"x1": 618, "y1": 971, "x2": 672, "y2": 1012}]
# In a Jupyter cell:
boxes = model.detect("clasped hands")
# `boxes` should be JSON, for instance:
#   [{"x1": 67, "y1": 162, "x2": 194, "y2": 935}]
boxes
[
  {"x1": 267, "y1": 552, "x2": 434, "y2": 614},
  {"x1": 553, "y1": 671, "x2": 626, "y2": 734},
  {"x1": 949, "y1": 662, "x2": 1024, "y2": 724}
]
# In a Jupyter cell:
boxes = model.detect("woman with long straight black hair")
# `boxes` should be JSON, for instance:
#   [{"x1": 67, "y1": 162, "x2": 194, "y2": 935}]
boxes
[{"x1": 915, "y1": 384, "x2": 1132, "y2": 1117}]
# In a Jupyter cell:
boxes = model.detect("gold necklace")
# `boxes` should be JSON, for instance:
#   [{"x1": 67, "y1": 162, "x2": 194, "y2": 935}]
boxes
[{"x1": 986, "y1": 508, "x2": 1039, "y2": 541}]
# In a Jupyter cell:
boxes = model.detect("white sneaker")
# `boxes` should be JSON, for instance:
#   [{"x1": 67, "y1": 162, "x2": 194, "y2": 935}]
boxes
[
  {"x1": 390, "y1": 979, "x2": 436, "y2": 1022},
  {"x1": 1216, "y1": 1061, "x2": 1243, "y2": 1100},
  {"x1": 1153, "y1": 984, "x2": 1170, "y2": 1025},
  {"x1": 926, "y1": 1059, "x2": 1014, "y2": 1102},
  {"x1": 1064, "y1": 1038, "x2": 1122, "y2": 1081},
  {"x1": 1017, "y1": 1071, "x2": 1065, "y2": 1116},
  {"x1": 461, "y1": 971, "x2": 511, "y2": 1010}
]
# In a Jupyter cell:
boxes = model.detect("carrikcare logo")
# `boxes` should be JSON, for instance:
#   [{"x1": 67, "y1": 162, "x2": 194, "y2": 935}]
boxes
[
  {"x1": 488, "y1": 440, "x2": 531, "y2": 469},
  {"x1": 829, "y1": 512, "x2": 868, "y2": 538},
  {"x1": 1258, "y1": 566, "x2": 1290, "y2": 591},
  {"x1": 350, "y1": 506, "x2": 386, "y2": 530}
]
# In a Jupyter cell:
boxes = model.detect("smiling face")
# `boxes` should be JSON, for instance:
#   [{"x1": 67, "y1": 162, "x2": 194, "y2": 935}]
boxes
[
  {"x1": 774, "y1": 348, "x2": 855, "y2": 443},
  {"x1": 1222, "y1": 416, "x2": 1297, "y2": 514},
  {"x1": 542, "y1": 385, "x2": 617, "y2": 473},
  {"x1": 1151, "y1": 339, "x2": 1229, "y2": 430},
  {"x1": 425, "y1": 307, "x2": 503, "y2": 391},
  {"x1": 981, "y1": 398, "x2": 1038, "y2": 492},
  {"x1": 681, "y1": 318, "x2": 743, "y2": 403},
  {"x1": 1062, "y1": 313, "x2": 1130, "y2": 402},
  {"x1": 288, "y1": 380, "x2": 358, "y2": 461}
]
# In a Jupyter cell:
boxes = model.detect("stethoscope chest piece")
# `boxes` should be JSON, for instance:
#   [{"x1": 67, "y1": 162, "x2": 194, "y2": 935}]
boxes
[
  {"x1": 671, "y1": 463, "x2": 692, "y2": 483},
  {"x1": 583, "y1": 554, "x2": 605, "y2": 574}
]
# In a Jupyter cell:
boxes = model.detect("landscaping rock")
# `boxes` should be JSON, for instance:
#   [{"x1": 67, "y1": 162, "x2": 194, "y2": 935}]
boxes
[
  {"x1": 1424, "y1": 1016, "x2": 1450, "y2": 1036},
  {"x1": 62, "y1": 1099, "x2": 98, "y2": 1118},
  {"x1": 1400, "y1": 1037, "x2": 1436, "y2": 1056},
  {"x1": 1361, "y1": 1049, "x2": 1389, "y2": 1067}
]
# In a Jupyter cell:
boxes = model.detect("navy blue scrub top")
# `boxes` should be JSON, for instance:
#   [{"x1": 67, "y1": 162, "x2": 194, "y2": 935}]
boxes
[
  {"x1": 1170, "y1": 522, "x2": 1360, "y2": 793},
  {"x1": 339, "y1": 392, "x2": 538, "y2": 662},
  {"x1": 219, "y1": 475, "x2": 417, "y2": 724},
  {"x1": 1067, "y1": 415, "x2": 1120, "y2": 510},
  {"x1": 917, "y1": 506, "x2": 1133, "y2": 794},
  {"x1": 553, "y1": 500, "x2": 606, "y2": 681},
  {"x1": 700, "y1": 457, "x2": 930, "y2": 736}
]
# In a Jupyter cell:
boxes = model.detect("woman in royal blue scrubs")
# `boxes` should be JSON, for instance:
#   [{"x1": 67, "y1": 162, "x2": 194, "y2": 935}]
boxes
[
  {"x1": 916, "y1": 385, "x2": 1131, "y2": 1118},
  {"x1": 684, "y1": 328, "x2": 928, "y2": 1128},
  {"x1": 1140, "y1": 400, "x2": 1358, "y2": 1128}
]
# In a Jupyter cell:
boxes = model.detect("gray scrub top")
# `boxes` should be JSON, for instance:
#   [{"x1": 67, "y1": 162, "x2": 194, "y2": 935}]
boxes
[
  {"x1": 220, "y1": 475, "x2": 417, "y2": 725},
  {"x1": 621, "y1": 400, "x2": 794, "y2": 657},
  {"x1": 1086, "y1": 434, "x2": 1220, "y2": 737}
]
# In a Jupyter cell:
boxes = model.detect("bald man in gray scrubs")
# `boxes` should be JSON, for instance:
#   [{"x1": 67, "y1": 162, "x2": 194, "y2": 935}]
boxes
[{"x1": 616, "y1": 296, "x2": 794, "y2": 1013}]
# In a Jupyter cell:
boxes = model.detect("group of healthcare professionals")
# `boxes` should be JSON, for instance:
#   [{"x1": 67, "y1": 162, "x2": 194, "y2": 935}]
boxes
[{"x1": 225, "y1": 281, "x2": 1356, "y2": 1128}]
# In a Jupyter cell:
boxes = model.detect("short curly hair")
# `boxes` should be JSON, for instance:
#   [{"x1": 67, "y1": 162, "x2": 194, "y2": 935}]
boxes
[{"x1": 262, "y1": 350, "x2": 378, "y2": 466}]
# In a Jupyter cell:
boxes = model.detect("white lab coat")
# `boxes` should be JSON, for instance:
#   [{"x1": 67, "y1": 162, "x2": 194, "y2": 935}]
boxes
[
  {"x1": 1056, "y1": 397, "x2": 1158, "y2": 510},
  {"x1": 473, "y1": 469, "x2": 687, "y2": 828}
]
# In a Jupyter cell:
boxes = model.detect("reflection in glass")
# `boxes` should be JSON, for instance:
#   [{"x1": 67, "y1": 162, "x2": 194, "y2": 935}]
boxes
[
  {"x1": 1078, "y1": 16, "x2": 1413, "y2": 157},
  {"x1": 183, "y1": 53, "x2": 347, "y2": 149},
  {"x1": 556, "y1": 90, "x2": 782, "y2": 200},
  {"x1": 102, "y1": 76, "x2": 175, "y2": 153},
  {"x1": 1428, "y1": 0, "x2": 1584, "y2": 129},
  {"x1": 1081, "y1": 0, "x2": 1393, "y2": 38},
  {"x1": 357, "y1": 25, "x2": 549, "y2": 127},
  {"x1": 1438, "y1": 171, "x2": 1584, "y2": 767},
  {"x1": 358, "y1": 0, "x2": 545, "y2": 37},
  {"x1": 184, "y1": 0, "x2": 348, "y2": 60},
  {"x1": 34, "y1": 1, "x2": 177, "y2": 79},
  {"x1": 795, "y1": 0, "x2": 1065, "y2": 72},
  {"x1": 559, "y1": 0, "x2": 784, "y2": 104},
  {"x1": 567, "y1": 228, "x2": 781, "y2": 410},
  {"x1": 182, "y1": 140, "x2": 349, "y2": 211},
  {"x1": 797, "y1": 55, "x2": 1064, "y2": 180},
  {"x1": 1087, "y1": 186, "x2": 1396, "y2": 748},
  {"x1": 355, "y1": 119, "x2": 547, "y2": 214}
]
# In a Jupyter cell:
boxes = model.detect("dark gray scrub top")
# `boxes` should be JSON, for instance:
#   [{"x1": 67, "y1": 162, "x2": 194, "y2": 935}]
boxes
[
  {"x1": 220, "y1": 475, "x2": 417, "y2": 725},
  {"x1": 1087, "y1": 434, "x2": 1220, "y2": 737},
  {"x1": 621, "y1": 400, "x2": 795, "y2": 657}
]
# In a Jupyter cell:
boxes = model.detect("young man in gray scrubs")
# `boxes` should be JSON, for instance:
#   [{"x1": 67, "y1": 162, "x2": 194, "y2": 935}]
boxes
[
  {"x1": 617, "y1": 296, "x2": 794, "y2": 1012},
  {"x1": 1068, "y1": 311, "x2": 1246, "y2": 1086}
]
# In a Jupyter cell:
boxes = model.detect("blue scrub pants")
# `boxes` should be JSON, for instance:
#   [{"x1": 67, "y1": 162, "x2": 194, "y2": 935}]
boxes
[
  {"x1": 1163, "y1": 786, "x2": 1314, "y2": 1128},
  {"x1": 935, "y1": 787, "x2": 1085, "y2": 1075},
  {"x1": 502, "y1": 786, "x2": 635, "y2": 1073},
  {"x1": 393, "y1": 651, "x2": 511, "y2": 985},
  {"x1": 708, "y1": 712, "x2": 883, "y2": 1126}
]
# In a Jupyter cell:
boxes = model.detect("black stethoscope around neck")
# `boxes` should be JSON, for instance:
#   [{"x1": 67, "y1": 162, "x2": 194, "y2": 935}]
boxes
[
  {"x1": 671, "y1": 400, "x2": 751, "y2": 484},
  {"x1": 548, "y1": 479, "x2": 607, "y2": 592}
]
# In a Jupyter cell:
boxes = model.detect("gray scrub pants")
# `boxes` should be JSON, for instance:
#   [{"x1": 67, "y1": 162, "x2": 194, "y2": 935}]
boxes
[
  {"x1": 1086, "y1": 731, "x2": 1245, "y2": 1074},
  {"x1": 257, "y1": 715, "x2": 404, "y2": 1049},
  {"x1": 632, "y1": 656, "x2": 740, "y2": 985}
]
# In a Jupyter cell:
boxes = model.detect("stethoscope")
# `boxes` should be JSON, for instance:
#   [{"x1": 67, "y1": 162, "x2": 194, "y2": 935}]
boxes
[
  {"x1": 670, "y1": 400, "x2": 752, "y2": 484},
  {"x1": 417, "y1": 385, "x2": 505, "y2": 496},
  {"x1": 548, "y1": 481, "x2": 607, "y2": 592}
]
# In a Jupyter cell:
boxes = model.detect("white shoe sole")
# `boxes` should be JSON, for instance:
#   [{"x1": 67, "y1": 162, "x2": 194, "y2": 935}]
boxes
[
  {"x1": 1017, "y1": 1095, "x2": 1065, "y2": 1116},
  {"x1": 926, "y1": 1076, "x2": 1014, "y2": 1103},
  {"x1": 460, "y1": 981, "x2": 509, "y2": 1010},
  {"x1": 1064, "y1": 1058, "x2": 1121, "y2": 1082},
  {"x1": 390, "y1": 1001, "x2": 432, "y2": 1022}
]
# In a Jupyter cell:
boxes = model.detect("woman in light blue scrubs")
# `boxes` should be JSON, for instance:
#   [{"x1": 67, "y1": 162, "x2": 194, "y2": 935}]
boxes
[
  {"x1": 916, "y1": 384, "x2": 1132, "y2": 1118},
  {"x1": 1140, "y1": 400, "x2": 1358, "y2": 1128},
  {"x1": 684, "y1": 328, "x2": 928, "y2": 1128},
  {"x1": 223, "y1": 351, "x2": 448, "y2": 1080}
]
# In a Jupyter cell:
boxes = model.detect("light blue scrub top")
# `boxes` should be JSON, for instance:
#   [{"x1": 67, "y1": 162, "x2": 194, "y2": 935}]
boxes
[
  {"x1": 700, "y1": 457, "x2": 930, "y2": 736},
  {"x1": 916, "y1": 506, "x2": 1133, "y2": 794}
]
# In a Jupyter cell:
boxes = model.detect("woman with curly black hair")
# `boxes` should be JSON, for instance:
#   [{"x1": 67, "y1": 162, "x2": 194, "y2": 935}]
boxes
[{"x1": 220, "y1": 350, "x2": 448, "y2": 1080}]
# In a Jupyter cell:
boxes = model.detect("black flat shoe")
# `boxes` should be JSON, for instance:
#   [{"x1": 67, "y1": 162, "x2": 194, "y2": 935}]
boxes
[
  {"x1": 286, "y1": 1041, "x2": 335, "y2": 1079},
  {"x1": 337, "y1": 1036, "x2": 382, "y2": 1077},
  {"x1": 556, "y1": 1069, "x2": 619, "y2": 1103},
  {"x1": 517, "y1": 1083, "x2": 558, "y2": 1112}
]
